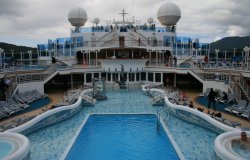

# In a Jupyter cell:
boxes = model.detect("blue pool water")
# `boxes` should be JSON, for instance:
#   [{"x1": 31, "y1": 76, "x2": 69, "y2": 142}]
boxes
[
  {"x1": 232, "y1": 141, "x2": 250, "y2": 159},
  {"x1": 66, "y1": 114, "x2": 179, "y2": 160},
  {"x1": 163, "y1": 113, "x2": 219, "y2": 160},
  {"x1": 0, "y1": 141, "x2": 12, "y2": 159},
  {"x1": 26, "y1": 88, "x2": 220, "y2": 159}
]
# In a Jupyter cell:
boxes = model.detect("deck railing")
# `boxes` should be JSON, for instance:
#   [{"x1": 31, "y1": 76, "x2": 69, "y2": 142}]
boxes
[{"x1": 189, "y1": 62, "x2": 230, "y2": 82}]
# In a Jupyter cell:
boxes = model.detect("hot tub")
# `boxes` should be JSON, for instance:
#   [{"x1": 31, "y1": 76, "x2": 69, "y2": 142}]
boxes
[{"x1": 0, "y1": 132, "x2": 30, "y2": 160}]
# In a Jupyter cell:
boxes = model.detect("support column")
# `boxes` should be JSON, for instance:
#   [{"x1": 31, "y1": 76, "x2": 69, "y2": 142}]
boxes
[
  {"x1": 88, "y1": 50, "x2": 91, "y2": 66},
  {"x1": 99, "y1": 72, "x2": 101, "y2": 79},
  {"x1": 111, "y1": 73, "x2": 113, "y2": 82},
  {"x1": 20, "y1": 52, "x2": 23, "y2": 63},
  {"x1": 139, "y1": 72, "x2": 141, "y2": 81},
  {"x1": 132, "y1": 49, "x2": 134, "y2": 58},
  {"x1": 134, "y1": 73, "x2": 136, "y2": 82},
  {"x1": 106, "y1": 50, "x2": 108, "y2": 59},
  {"x1": 84, "y1": 73, "x2": 86, "y2": 84},
  {"x1": 106, "y1": 73, "x2": 108, "y2": 82},
  {"x1": 95, "y1": 50, "x2": 98, "y2": 66},
  {"x1": 146, "y1": 72, "x2": 148, "y2": 82},
  {"x1": 118, "y1": 73, "x2": 121, "y2": 81},
  {"x1": 161, "y1": 73, "x2": 163, "y2": 83},
  {"x1": 174, "y1": 73, "x2": 176, "y2": 87},
  {"x1": 153, "y1": 72, "x2": 155, "y2": 82},
  {"x1": 149, "y1": 51, "x2": 151, "y2": 66},
  {"x1": 71, "y1": 74, "x2": 73, "y2": 89}
]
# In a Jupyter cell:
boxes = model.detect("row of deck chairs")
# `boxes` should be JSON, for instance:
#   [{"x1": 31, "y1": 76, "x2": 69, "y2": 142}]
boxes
[
  {"x1": 0, "y1": 90, "x2": 48, "y2": 120},
  {"x1": 199, "y1": 88, "x2": 236, "y2": 104},
  {"x1": 0, "y1": 115, "x2": 36, "y2": 132},
  {"x1": 164, "y1": 86, "x2": 191, "y2": 106},
  {"x1": 209, "y1": 112, "x2": 242, "y2": 128},
  {"x1": 225, "y1": 99, "x2": 250, "y2": 119}
]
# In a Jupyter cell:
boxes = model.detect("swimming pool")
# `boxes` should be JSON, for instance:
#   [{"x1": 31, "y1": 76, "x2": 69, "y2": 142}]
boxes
[
  {"x1": 65, "y1": 114, "x2": 179, "y2": 160},
  {"x1": 26, "y1": 88, "x2": 221, "y2": 159},
  {"x1": 0, "y1": 140, "x2": 12, "y2": 159}
]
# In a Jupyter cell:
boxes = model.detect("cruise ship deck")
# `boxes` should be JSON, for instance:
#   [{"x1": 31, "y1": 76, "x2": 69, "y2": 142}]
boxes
[{"x1": 0, "y1": 2, "x2": 250, "y2": 160}]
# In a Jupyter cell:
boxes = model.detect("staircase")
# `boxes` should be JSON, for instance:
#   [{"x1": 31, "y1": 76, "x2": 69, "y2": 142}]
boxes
[
  {"x1": 128, "y1": 30, "x2": 148, "y2": 47},
  {"x1": 97, "y1": 30, "x2": 119, "y2": 47},
  {"x1": 229, "y1": 73, "x2": 250, "y2": 101}
]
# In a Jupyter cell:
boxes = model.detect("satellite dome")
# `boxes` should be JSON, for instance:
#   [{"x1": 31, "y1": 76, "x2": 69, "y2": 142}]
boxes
[
  {"x1": 68, "y1": 7, "x2": 87, "y2": 28},
  {"x1": 93, "y1": 17, "x2": 100, "y2": 25},
  {"x1": 157, "y1": 3, "x2": 181, "y2": 26}
]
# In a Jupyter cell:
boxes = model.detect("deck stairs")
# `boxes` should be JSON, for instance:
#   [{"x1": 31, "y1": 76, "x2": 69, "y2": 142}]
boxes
[{"x1": 229, "y1": 73, "x2": 250, "y2": 101}]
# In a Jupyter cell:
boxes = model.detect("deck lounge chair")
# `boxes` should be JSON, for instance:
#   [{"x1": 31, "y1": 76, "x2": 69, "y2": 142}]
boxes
[
  {"x1": 219, "y1": 93, "x2": 236, "y2": 104},
  {"x1": 223, "y1": 120, "x2": 241, "y2": 127},
  {"x1": 13, "y1": 94, "x2": 25, "y2": 104},
  {"x1": 224, "y1": 99, "x2": 247, "y2": 113},
  {"x1": 23, "y1": 91, "x2": 37, "y2": 102},
  {"x1": 18, "y1": 92, "x2": 33, "y2": 103},
  {"x1": 0, "y1": 105, "x2": 15, "y2": 115},
  {"x1": 0, "y1": 111, "x2": 7, "y2": 119},
  {"x1": 0, "y1": 101, "x2": 22, "y2": 112},
  {"x1": 7, "y1": 97, "x2": 29, "y2": 109},
  {"x1": 212, "y1": 114, "x2": 241, "y2": 128},
  {"x1": 232, "y1": 102, "x2": 250, "y2": 115},
  {"x1": 241, "y1": 110, "x2": 250, "y2": 119}
]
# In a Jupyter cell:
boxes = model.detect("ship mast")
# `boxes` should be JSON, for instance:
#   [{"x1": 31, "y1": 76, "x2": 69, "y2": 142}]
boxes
[{"x1": 119, "y1": 9, "x2": 128, "y2": 27}]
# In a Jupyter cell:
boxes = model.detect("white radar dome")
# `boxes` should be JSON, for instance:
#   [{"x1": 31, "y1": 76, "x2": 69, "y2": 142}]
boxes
[
  {"x1": 68, "y1": 7, "x2": 87, "y2": 28},
  {"x1": 157, "y1": 3, "x2": 181, "y2": 26}
]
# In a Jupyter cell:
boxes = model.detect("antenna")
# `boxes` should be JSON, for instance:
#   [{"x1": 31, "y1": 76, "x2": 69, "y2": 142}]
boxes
[{"x1": 119, "y1": 9, "x2": 128, "y2": 26}]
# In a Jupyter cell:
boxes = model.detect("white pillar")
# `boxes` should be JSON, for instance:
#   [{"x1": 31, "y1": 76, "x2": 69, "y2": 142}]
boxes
[
  {"x1": 161, "y1": 73, "x2": 163, "y2": 83},
  {"x1": 88, "y1": 50, "x2": 91, "y2": 66},
  {"x1": 99, "y1": 72, "x2": 101, "y2": 79},
  {"x1": 111, "y1": 73, "x2": 113, "y2": 82},
  {"x1": 118, "y1": 73, "x2": 121, "y2": 81},
  {"x1": 153, "y1": 72, "x2": 155, "y2": 82},
  {"x1": 149, "y1": 51, "x2": 152, "y2": 66},
  {"x1": 95, "y1": 51, "x2": 98, "y2": 66},
  {"x1": 91, "y1": 73, "x2": 94, "y2": 82},
  {"x1": 84, "y1": 73, "x2": 86, "y2": 84},
  {"x1": 146, "y1": 72, "x2": 148, "y2": 82},
  {"x1": 134, "y1": 73, "x2": 136, "y2": 82}
]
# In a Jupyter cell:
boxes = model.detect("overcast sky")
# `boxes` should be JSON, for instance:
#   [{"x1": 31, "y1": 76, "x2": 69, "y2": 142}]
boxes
[{"x1": 0, "y1": 0, "x2": 249, "y2": 47}]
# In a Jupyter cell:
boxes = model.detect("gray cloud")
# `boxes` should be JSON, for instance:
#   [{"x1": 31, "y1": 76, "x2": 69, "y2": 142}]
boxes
[
  {"x1": 0, "y1": 0, "x2": 249, "y2": 47},
  {"x1": 0, "y1": 0, "x2": 25, "y2": 16}
]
